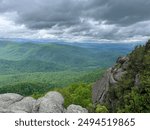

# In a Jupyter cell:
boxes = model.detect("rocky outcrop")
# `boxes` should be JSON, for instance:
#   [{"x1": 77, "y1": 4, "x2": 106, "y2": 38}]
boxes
[
  {"x1": 92, "y1": 69, "x2": 111, "y2": 104},
  {"x1": 0, "y1": 92, "x2": 88, "y2": 113},
  {"x1": 92, "y1": 56, "x2": 129, "y2": 104}
]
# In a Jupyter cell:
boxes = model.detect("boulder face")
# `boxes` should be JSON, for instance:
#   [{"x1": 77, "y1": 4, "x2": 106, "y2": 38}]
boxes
[
  {"x1": 0, "y1": 91, "x2": 88, "y2": 113},
  {"x1": 92, "y1": 69, "x2": 111, "y2": 104},
  {"x1": 9, "y1": 97, "x2": 36, "y2": 113},
  {"x1": 33, "y1": 92, "x2": 64, "y2": 113},
  {"x1": 0, "y1": 93, "x2": 24, "y2": 113},
  {"x1": 92, "y1": 56, "x2": 129, "y2": 104}
]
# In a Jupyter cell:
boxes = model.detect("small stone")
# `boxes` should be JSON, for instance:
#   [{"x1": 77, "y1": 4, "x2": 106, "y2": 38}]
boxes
[{"x1": 66, "y1": 104, "x2": 88, "y2": 113}]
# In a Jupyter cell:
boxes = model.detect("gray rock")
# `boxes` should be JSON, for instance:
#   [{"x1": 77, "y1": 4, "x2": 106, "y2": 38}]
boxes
[
  {"x1": 9, "y1": 97, "x2": 36, "y2": 113},
  {"x1": 0, "y1": 107, "x2": 11, "y2": 113},
  {"x1": 109, "y1": 73, "x2": 117, "y2": 85},
  {"x1": 0, "y1": 93, "x2": 23, "y2": 112},
  {"x1": 33, "y1": 91, "x2": 64, "y2": 113},
  {"x1": 117, "y1": 56, "x2": 129, "y2": 64},
  {"x1": 135, "y1": 74, "x2": 140, "y2": 87},
  {"x1": 114, "y1": 68, "x2": 127, "y2": 81},
  {"x1": 122, "y1": 61, "x2": 129, "y2": 70},
  {"x1": 66, "y1": 104, "x2": 88, "y2": 113},
  {"x1": 0, "y1": 92, "x2": 88, "y2": 113},
  {"x1": 92, "y1": 69, "x2": 111, "y2": 104},
  {"x1": 116, "y1": 68, "x2": 123, "y2": 73},
  {"x1": 92, "y1": 56, "x2": 129, "y2": 104}
]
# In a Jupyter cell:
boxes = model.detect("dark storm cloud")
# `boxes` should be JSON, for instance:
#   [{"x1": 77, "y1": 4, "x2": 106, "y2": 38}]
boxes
[
  {"x1": 78, "y1": 0, "x2": 150, "y2": 26},
  {"x1": 0, "y1": 0, "x2": 150, "y2": 41},
  {"x1": 1, "y1": 0, "x2": 149, "y2": 28},
  {"x1": 0, "y1": 0, "x2": 84, "y2": 29},
  {"x1": 99, "y1": 0, "x2": 150, "y2": 25}
]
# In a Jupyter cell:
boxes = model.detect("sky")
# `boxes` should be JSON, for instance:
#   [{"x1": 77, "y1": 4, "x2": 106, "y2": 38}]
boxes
[{"x1": 0, "y1": 0, "x2": 150, "y2": 43}]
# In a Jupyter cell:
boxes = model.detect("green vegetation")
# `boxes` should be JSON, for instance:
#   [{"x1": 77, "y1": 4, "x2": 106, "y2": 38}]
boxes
[
  {"x1": 0, "y1": 59, "x2": 66, "y2": 74},
  {"x1": 106, "y1": 40, "x2": 150, "y2": 112},
  {"x1": 95, "y1": 104, "x2": 108, "y2": 113},
  {"x1": 55, "y1": 83, "x2": 92, "y2": 108},
  {"x1": 0, "y1": 69, "x2": 104, "y2": 95},
  {"x1": 0, "y1": 69, "x2": 107, "y2": 112},
  {"x1": 50, "y1": 83, "x2": 108, "y2": 113},
  {"x1": 0, "y1": 40, "x2": 136, "y2": 112}
]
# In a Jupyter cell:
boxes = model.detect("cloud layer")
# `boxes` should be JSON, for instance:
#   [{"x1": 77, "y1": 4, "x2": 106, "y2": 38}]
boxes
[{"x1": 0, "y1": 0, "x2": 150, "y2": 42}]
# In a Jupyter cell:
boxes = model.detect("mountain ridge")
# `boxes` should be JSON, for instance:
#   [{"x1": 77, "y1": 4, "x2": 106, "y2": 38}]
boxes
[{"x1": 0, "y1": 40, "x2": 135, "y2": 74}]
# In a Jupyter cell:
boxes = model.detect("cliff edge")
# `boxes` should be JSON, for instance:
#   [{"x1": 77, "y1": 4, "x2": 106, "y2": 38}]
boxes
[
  {"x1": 92, "y1": 56, "x2": 129, "y2": 104},
  {"x1": 92, "y1": 40, "x2": 150, "y2": 112}
]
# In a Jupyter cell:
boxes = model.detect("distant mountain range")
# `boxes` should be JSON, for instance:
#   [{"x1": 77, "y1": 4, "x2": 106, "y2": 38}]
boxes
[{"x1": 0, "y1": 40, "x2": 140, "y2": 74}]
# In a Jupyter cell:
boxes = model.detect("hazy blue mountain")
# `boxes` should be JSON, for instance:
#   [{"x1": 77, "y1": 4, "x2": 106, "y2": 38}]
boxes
[{"x1": 0, "y1": 40, "x2": 138, "y2": 74}]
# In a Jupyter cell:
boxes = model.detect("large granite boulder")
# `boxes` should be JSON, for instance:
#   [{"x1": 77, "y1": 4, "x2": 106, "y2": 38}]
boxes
[
  {"x1": 33, "y1": 91, "x2": 64, "y2": 113},
  {"x1": 9, "y1": 97, "x2": 36, "y2": 113},
  {"x1": 0, "y1": 93, "x2": 24, "y2": 113}
]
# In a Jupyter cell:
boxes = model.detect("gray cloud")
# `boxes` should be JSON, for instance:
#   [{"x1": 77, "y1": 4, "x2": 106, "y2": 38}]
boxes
[
  {"x1": 0, "y1": 0, "x2": 84, "y2": 29},
  {"x1": 0, "y1": 0, "x2": 150, "y2": 42},
  {"x1": 99, "y1": 0, "x2": 150, "y2": 25}
]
